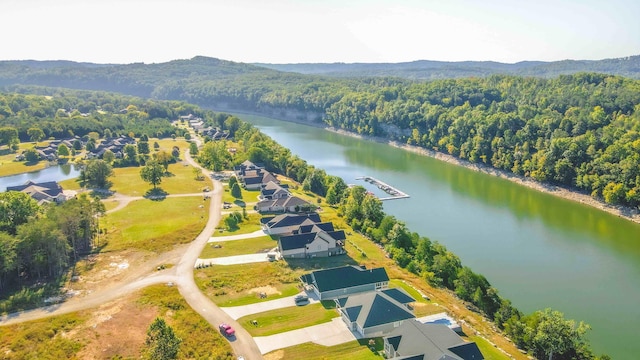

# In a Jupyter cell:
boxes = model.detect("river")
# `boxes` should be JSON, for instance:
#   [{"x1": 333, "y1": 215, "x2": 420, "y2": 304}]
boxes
[
  {"x1": 238, "y1": 113, "x2": 640, "y2": 359},
  {"x1": 0, "y1": 163, "x2": 81, "y2": 191}
]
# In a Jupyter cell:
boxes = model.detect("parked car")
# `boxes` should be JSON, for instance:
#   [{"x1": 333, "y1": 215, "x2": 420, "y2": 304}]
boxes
[
  {"x1": 219, "y1": 323, "x2": 235, "y2": 337},
  {"x1": 294, "y1": 294, "x2": 309, "y2": 305}
]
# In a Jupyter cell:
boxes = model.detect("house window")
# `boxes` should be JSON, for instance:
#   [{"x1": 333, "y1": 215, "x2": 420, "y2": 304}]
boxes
[
  {"x1": 375, "y1": 282, "x2": 382, "y2": 290},
  {"x1": 393, "y1": 321, "x2": 401, "y2": 327}
]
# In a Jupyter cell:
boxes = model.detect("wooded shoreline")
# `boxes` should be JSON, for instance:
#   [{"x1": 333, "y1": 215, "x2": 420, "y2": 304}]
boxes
[{"x1": 228, "y1": 108, "x2": 640, "y2": 225}]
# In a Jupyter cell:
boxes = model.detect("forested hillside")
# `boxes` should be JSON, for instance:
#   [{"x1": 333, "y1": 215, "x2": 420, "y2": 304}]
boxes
[
  {"x1": 2, "y1": 58, "x2": 640, "y2": 208},
  {"x1": 255, "y1": 55, "x2": 640, "y2": 79}
]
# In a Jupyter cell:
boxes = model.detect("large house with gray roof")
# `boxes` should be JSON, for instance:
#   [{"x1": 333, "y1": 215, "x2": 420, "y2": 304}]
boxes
[
  {"x1": 300, "y1": 265, "x2": 389, "y2": 300},
  {"x1": 6, "y1": 180, "x2": 75, "y2": 204},
  {"x1": 260, "y1": 213, "x2": 322, "y2": 235},
  {"x1": 278, "y1": 222, "x2": 346, "y2": 258},
  {"x1": 383, "y1": 319, "x2": 484, "y2": 360},
  {"x1": 335, "y1": 288, "x2": 416, "y2": 337}
]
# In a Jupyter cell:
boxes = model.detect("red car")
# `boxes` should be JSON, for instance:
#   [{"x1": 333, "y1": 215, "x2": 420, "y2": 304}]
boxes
[{"x1": 219, "y1": 323, "x2": 235, "y2": 337}]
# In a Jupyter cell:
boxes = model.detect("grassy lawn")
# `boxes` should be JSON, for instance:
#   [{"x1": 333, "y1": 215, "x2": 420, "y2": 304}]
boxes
[
  {"x1": 102, "y1": 197, "x2": 208, "y2": 252},
  {"x1": 221, "y1": 186, "x2": 261, "y2": 205},
  {"x1": 110, "y1": 161, "x2": 208, "y2": 196},
  {"x1": 388, "y1": 279, "x2": 442, "y2": 317},
  {"x1": 268, "y1": 340, "x2": 383, "y2": 360},
  {"x1": 213, "y1": 212, "x2": 262, "y2": 236},
  {"x1": 200, "y1": 235, "x2": 277, "y2": 258},
  {"x1": 238, "y1": 303, "x2": 338, "y2": 336},
  {"x1": 101, "y1": 199, "x2": 121, "y2": 212},
  {"x1": 58, "y1": 177, "x2": 82, "y2": 190},
  {"x1": 469, "y1": 335, "x2": 512, "y2": 360},
  {"x1": 195, "y1": 261, "x2": 305, "y2": 306}
]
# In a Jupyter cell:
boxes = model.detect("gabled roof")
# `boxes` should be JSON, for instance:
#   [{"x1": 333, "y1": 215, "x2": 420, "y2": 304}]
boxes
[
  {"x1": 302, "y1": 265, "x2": 389, "y2": 292},
  {"x1": 6, "y1": 180, "x2": 64, "y2": 204},
  {"x1": 296, "y1": 222, "x2": 335, "y2": 234},
  {"x1": 380, "y1": 288, "x2": 415, "y2": 305},
  {"x1": 384, "y1": 320, "x2": 484, "y2": 360},
  {"x1": 279, "y1": 229, "x2": 344, "y2": 251},
  {"x1": 257, "y1": 196, "x2": 311, "y2": 209},
  {"x1": 261, "y1": 213, "x2": 321, "y2": 228},
  {"x1": 339, "y1": 291, "x2": 414, "y2": 328}
]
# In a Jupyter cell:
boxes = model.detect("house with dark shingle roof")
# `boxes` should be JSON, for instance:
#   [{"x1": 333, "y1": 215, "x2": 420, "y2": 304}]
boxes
[
  {"x1": 335, "y1": 288, "x2": 416, "y2": 337},
  {"x1": 6, "y1": 180, "x2": 75, "y2": 204},
  {"x1": 256, "y1": 195, "x2": 314, "y2": 213},
  {"x1": 260, "y1": 213, "x2": 322, "y2": 235},
  {"x1": 278, "y1": 224, "x2": 346, "y2": 258},
  {"x1": 383, "y1": 319, "x2": 484, "y2": 360},
  {"x1": 260, "y1": 181, "x2": 290, "y2": 200},
  {"x1": 300, "y1": 265, "x2": 389, "y2": 300}
]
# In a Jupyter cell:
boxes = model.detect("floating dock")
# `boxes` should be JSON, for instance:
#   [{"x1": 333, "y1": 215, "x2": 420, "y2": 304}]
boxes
[{"x1": 355, "y1": 176, "x2": 410, "y2": 201}]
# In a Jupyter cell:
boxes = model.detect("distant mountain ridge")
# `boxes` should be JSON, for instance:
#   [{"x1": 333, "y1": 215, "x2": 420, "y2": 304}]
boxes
[{"x1": 254, "y1": 55, "x2": 640, "y2": 79}]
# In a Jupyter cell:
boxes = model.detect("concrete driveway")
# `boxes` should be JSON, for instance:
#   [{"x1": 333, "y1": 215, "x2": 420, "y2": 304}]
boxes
[
  {"x1": 221, "y1": 292, "x2": 319, "y2": 320},
  {"x1": 209, "y1": 229, "x2": 266, "y2": 242},
  {"x1": 253, "y1": 317, "x2": 359, "y2": 354},
  {"x1": 195, "y1": 253, "x2": 269, "y2": 267}
]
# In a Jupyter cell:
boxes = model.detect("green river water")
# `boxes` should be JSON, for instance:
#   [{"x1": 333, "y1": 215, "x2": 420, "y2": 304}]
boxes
[{"x1": 239, "y1": 113, "x2": 640, "y2": 359}]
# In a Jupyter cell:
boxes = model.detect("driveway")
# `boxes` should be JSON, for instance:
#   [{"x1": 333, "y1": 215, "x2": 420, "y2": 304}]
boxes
[
  {"x1": 196, "y1": 253, "x2": 270, "y2": 267},
  {"x1": 221, "y1": 292, "x2": 319, "y2": 320},
  {"x1": 209, "y1": 229, "x2": 266, "y2": 242},
  {"x1": 253, "y1": 317, "x2": 359, "y2": 354}
]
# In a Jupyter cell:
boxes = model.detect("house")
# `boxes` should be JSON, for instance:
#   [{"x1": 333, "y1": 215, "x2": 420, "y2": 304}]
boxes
[
  {"x1": 383, "y1": 320, "x2": 484, "y2": 360},
  {"x1": 88, "y1": 135, "x2": 136, "y2": 159},
  {"x1": 300, "y1": 265, "x2": 390, "y2": 300},
  {"x1": 6, "y1": 180, "x2": 75, "y2": 204},
  {"x1": 278, "y1": 223, "x2": 346, "y2": 258},
  {"x1": 260, "y1": 213, "x2": 321, "y2": 235},
  {"x1": 234, "y1": 161, "x2": 278, "y2": 190},
  {"x1": 260, "y1": 181, "x2": 290, "y2": 200},
  {"x1": 334, "y1": 288, "x2": 416, "y2": 337},
  {"x1": 255, "y1": 195, "x2": 313, "y2": 213}
]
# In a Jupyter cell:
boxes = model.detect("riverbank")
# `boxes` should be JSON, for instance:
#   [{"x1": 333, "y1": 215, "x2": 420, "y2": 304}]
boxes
[
  {"x1": 328, "y1": 127, "x2": 640, "y2": 225},
  {"x1": 223, "y1": 108, "x2": 640, "y2": 225}
]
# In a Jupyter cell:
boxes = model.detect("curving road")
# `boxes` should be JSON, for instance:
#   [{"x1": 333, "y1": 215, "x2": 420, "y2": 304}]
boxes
[{"x1": 0, "y1": 148, "x2": 264, "y2": 359}]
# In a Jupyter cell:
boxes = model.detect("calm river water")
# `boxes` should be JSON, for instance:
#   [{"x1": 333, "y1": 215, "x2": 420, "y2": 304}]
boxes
[
  {"x1": 239, "y1": 113, "x2": 640, "y2": 359},
  {"x1": 0, "y1": 164, "x2": 81, "y2": 191}
]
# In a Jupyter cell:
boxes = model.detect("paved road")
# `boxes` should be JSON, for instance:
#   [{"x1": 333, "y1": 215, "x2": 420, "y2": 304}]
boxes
[{"x1": 0, "y1": 148, "x2": 264, "y2": 360}]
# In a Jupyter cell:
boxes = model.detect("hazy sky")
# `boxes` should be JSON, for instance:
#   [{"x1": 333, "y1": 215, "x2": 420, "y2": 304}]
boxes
[{"x1": 4, "y1": 0, "x2": 639, "y2": 64}]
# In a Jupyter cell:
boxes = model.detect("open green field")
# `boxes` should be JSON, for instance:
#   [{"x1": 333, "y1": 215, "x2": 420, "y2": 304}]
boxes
[
  {"x1": 195, "y1": 261, "x2": 304, "y2": 306},
  {"x1": 110, "y1": 161, "x2": 208, "y2": 196},
  {"x1": 214, "y1": 212, "x2": 262, "y2": 236},
  {"x1": 267, "y1": 339, "x2": 383, "y2": 360},
  {"x1": 221, "y1": 185, "x2": 261, "y2": 205},
  {"x1": 102, "y1": 197, "x2": 208, "y2": 252},
  {"x1": 200, "y1": 235, "x2": 277, "y2": 258},
  {"x1": 238, "y1": 302, "x2": 338, "y2": 336}
]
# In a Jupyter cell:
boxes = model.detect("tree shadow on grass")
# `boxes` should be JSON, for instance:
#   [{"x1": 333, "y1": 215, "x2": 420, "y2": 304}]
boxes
[
  {"x1": 234, "y1": 199, "x2": 246, "y2": 207},
  {"x1": 144, "y1": 187, "x2": 168, "y2": 201}
]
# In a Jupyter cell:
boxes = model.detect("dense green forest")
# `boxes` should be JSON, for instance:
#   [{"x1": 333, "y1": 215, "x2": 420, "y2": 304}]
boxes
[
  {"x1": 1, "y1": 58, "x2": 640, "y2": 208},
  {"x1": 0, "y1": 90, "x2": 198, "y2": 142}
]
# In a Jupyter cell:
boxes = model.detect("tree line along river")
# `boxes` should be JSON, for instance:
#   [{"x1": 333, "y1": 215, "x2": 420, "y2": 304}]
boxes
[{"x1": 237, "y1": 112, "x2": 640, "y2": 360}]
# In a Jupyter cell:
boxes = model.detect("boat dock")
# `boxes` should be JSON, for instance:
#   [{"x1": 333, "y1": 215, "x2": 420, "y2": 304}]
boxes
[{"x1": 355, "y1": 176, "x2": 410, "y2": 201}]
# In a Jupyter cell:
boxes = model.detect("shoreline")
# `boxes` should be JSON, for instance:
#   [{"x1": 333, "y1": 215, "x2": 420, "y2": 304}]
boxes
[
  {"x1": 328, "y1": 127, "x2": 640, "y2": 225},
  {"x1": 226, "y1": 108, "x2": 640, "y2": 225}
]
